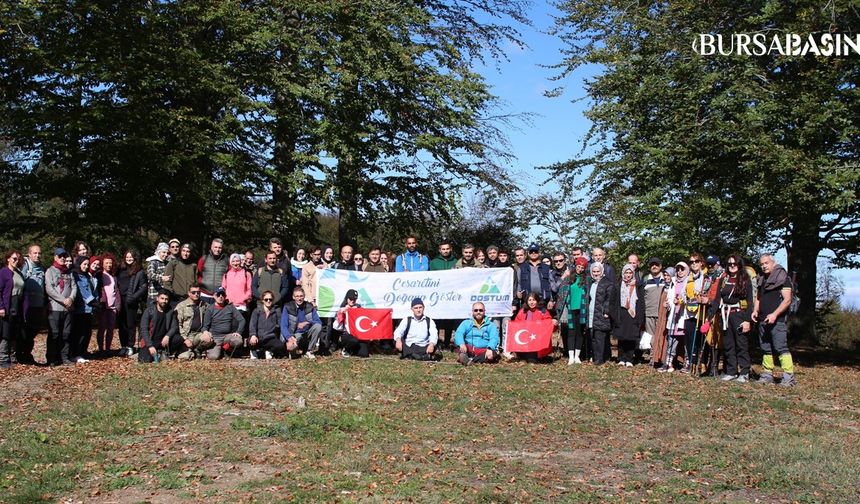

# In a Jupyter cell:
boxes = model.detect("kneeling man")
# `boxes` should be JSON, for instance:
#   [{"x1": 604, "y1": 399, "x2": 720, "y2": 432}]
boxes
[{"x1": 454, "y1": 302, "x2": 499, "y2": 365}]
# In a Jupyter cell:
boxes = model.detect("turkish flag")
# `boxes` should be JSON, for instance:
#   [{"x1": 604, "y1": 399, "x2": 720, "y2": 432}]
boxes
[
  {"x1": 506, "y1": 319, "x2": 553, "y2": 354},
  {"x1": 346, "y1": 308, "x2": 393, "y2": 341}
]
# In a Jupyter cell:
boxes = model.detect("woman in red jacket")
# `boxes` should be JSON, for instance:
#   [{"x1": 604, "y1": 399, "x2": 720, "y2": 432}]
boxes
[{"x1": 512, "y1": 291, "x2": 558, "y2": 363}]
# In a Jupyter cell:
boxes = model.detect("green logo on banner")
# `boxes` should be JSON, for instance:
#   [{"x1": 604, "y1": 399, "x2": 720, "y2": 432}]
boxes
[
  {"x1": 479, "y1": 277, "x2": 501, "y2": 294},
  {"x1": 318, "y1": 286, "x2": 335, "y2": 313},
  {"x1": 358, "y1": 288, "x2": 375, "y2": 307}
]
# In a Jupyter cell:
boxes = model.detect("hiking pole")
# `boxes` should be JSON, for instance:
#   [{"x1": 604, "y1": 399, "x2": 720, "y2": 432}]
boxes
[{"x1": 688, "y1": 306, "x2": 702, "y2": 375}]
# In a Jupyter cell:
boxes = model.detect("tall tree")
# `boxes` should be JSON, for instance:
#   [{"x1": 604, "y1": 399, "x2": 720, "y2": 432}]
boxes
[{"x1": 548, "y1": 0, "x2": 860, "y2": 343}]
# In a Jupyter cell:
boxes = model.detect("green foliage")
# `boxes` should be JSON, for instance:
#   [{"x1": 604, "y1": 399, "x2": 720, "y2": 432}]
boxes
[
  {"x1": 0, "y1": 0, "x2": 528, "y2": 253},
  {"x1": 546, "y1": 0, "x2": 860, "y2": 341}
]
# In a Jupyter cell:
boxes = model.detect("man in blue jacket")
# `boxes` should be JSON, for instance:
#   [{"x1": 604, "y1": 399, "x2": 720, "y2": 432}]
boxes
[
  {"x1": 394, "y1": 236, "x2": 429, "y2": 272},
  {"x1": 454, "y1": 302, "x2": 500, "y2": 365},
  {"x1": 280, "y1": 287, "x2": 323, "y2": 360}
]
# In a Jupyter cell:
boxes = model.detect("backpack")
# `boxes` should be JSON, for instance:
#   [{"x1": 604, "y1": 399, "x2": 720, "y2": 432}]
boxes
[{"x1": 404, "y1": 316, "x2": 431, "y2": 341}]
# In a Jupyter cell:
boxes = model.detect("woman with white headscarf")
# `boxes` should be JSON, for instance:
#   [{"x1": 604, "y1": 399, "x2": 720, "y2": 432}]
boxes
[
  {"x1": 146, "y1": 242, "x2": 171, "y2": 305},
  {"x1": 615, "y1": 264, "x2": 645, "y2": 367},
  {"x1": 659, "y1": 262, "x2": 689, "y2": 372},
  {"x1": 587, "y1": 262, "x2": 616, "y2": 365}
]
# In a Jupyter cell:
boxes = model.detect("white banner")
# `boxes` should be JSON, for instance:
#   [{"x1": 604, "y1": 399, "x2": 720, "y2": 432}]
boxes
[{"x1": 315, "y1": 268, "x2": 514, "y2": 319}]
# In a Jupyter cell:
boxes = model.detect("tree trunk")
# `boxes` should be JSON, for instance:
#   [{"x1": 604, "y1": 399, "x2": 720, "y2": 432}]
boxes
[{"x1": 786, "y1": 218, "x2": 821, "y2": 346}]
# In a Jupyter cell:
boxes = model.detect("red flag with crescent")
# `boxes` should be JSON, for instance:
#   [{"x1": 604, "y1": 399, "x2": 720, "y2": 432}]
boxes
[
  {"x1": 505, "y1": 319, "x2": 553, "y2": 354},
  {"x1": 346, "y1": 308, "x2": 394, "y2": 341}
]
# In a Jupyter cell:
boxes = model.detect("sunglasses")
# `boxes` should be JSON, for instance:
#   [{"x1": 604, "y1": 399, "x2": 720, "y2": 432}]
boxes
[
  {"x1": 690, "y1": 259, "x2": 702, "y2": 263},
  {"x1": 263, "y1": 298, "x2": 274, "y2": 302},
  {"x1": 354, "y1": 257, "x2": 363, "y2": 261},
  {"x1": 473, "y1": 309, "x2": 485, "y2": 313},
  {"x1": 215, "y1": 293, "x2": 226, "y2": 297},
  {"x1": 727, "y1": 262, "x2": 738, "y2": 266}
]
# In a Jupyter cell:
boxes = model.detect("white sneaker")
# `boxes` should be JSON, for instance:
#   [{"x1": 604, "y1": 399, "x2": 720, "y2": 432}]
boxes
[
  {"x1": 573, "y1": 357, "x2": 582, "y2": 364},
  {"x1": 341, "y1": 349, "x2": 351, "y2": 358},
  {"x1": 567, "y1": 357, "x2": 575, "y2": 365},
  {"x1": 264, "y1": 351, "x2": 273, "y2": 360},
  {"x1": 618, "y1": 361, "x2": 625, "y2": 366},
  {"x1": 303, "y1": 351, "x2": 316, "y2": 360},
  {"x1": 625, "y1": 361, "x2": 633, "y2": 367},
  {"x1": 249, "y1": 350, "x2": 259, "y2": 360},
  {"x1": 75, "y1": 356, "x2": 89, "y2": 363}
]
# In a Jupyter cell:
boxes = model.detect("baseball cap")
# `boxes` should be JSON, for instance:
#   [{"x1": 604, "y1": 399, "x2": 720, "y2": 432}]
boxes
[
  {"x1": 54, "y1": 248, "x2": 68, "y2": 257},
  {"x1": 647, "y1": 257, "x2": 662, "y2": 267}
]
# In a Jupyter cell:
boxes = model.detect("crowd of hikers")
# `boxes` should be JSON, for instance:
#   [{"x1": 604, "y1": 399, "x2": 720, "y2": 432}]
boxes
[{"x1": 0, "y1": 235, "x2": 798, "y2": 386}]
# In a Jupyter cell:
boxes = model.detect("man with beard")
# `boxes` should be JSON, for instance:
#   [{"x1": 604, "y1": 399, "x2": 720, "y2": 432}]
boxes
[
  {"x1": 164, "y1": 243, "x2": 197, "y2": 308},
  {"x1": 429, "y1": 240, "x2": 457, "y2": 271},
  {"x1": 454, "y1": 244, "x2": 486, "y2": 269},
  {"x1": 138, "y1": 289, "x2": 181, "y2": 363},
  {"x1": 202, "y1": 287, "x2": 245, "y2": 360},
  {"x1": 395, "y1": 236, "x2": 428, "y2": 272},
  {"x1": 196, "y1": 238, "x2": 228, "y2": 303}
]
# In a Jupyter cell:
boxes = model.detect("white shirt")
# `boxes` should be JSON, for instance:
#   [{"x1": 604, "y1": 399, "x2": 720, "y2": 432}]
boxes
[{"x1": 393, "y1": 315, "x2": 439, "y2": 347}]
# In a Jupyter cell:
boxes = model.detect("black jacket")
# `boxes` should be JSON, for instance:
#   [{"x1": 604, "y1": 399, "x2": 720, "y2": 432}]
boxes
[
  {"x1": 118, "y1": 268, "x2": 147, "y2": 307},
  {"x1": 590, "y1": 276, "x2": 617, "y2": 332}
]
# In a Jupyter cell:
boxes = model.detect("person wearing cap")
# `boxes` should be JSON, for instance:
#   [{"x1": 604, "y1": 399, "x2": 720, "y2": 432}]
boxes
[
  {"x1": 281, "y1": 286, "x2": 323, "y2": 360},
  {"x1": 164, "y1": 243, "x2": 197, "y2": 307},
  {"x1": 146, "y1": 243, "x2": 171, "y2": 305},
  {"x1": 45, "y1": 248, "x2": 77, "y2": 365},
  {"x1": 454, "y1": 302, "x2": 500, "y2": 365},
  {"x1": 333, "y1": 289, "x2": 370, "y2": 357},
  {"x1": 167, "y1": 239, "x2": 181, "y2": 263},
  {"x1": 518, "y1": 243, "x2": 552, "y2": 308},
  {"x1": 201, "y1": 286, "x2": 245, "y2": 359},
  {"x1": 394, "y1": 298, "x2": 440, "y2": 361},
  {"x1": 197, "y1": 238, "x2": 228, "y2": 303},
  {"x1": 642, "y1": 258, "x2": 665, "y2": 358},
  {"x1": 139, "y1": 289, "x2": 181, "y2": 363}
]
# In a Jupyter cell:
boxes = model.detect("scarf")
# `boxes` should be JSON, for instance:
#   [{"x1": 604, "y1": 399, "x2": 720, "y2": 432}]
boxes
[
  {"x1": 763, "y1": 264, "x2": 789, "y2": 292},
  {"x1": 291, "y1": 258, "x2": 308, "y2": 271},
  {"x1": 53, "y1": 260, "x2": 68, "y2": 290},
  {"x1": 620, "y1": 275, "x2": 638, "y2": 318}
]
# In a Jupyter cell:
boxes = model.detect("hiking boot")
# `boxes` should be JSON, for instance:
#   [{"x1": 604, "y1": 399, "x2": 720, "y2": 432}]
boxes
[
  {"x1": 779, "y1": 373, "x2": 797, "y2": 387},
  {"x1": 457, "y1": 352, "x2": 471, "y2": 366},
  {"x1": 736, "y1": 373, "x2": 749, "y2": 383},
  {"x1": 756, "y1": 372, "x2": 775, "y2": 384},
  {"x1": 721, "y1": 374, "x2": 738, "y2": 382}
]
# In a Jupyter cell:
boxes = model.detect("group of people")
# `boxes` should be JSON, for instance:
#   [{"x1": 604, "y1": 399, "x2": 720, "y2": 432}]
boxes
[{"x1": 0, "y1": 236, "x2": 797, "y2": 385}]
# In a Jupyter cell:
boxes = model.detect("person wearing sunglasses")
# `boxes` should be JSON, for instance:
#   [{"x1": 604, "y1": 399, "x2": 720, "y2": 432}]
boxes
[
  {"x1": 174, "y1": 282, "x2": 214, "y2": 360},
  {"x1": 453, "y1": 302, "x2": 500, "y2": 365},
  {"x1": 248, "y1": 290, "x2": 283, "y2": 359},
  {"x1": 660, "y1": 263, "x2": 690, "y2": 372},
  {"x1": 705, "y1": 255, "x2": 753, "y2": 382},
  {"x1": 681, "y1": 252, "x2": 708, "y2": 373}
]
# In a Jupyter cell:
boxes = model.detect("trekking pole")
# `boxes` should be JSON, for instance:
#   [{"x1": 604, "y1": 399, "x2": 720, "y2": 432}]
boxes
[{"x1": 688, "y1": 306, "x2": 701, "y2": 374}]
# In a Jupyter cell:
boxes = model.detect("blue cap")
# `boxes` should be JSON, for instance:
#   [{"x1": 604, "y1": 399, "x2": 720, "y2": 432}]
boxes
[
  {"x1": 527, "y1": 243, "x2": 540, "y2": 253},
  {"x1": 214, "y1": 287, "x2": 227, "y2": 296},
  {"x1": 54, "y1": 248, "x2": 68, "y2": 257},
  {"x1": 705, "y1": 255, "x2": 719, "y2": 265}
]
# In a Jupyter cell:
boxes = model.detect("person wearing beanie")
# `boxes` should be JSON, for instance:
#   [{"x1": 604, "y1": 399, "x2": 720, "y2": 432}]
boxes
[
  {"x1": 167, "y1": 239, "x2": 181, "y2": 262},
  {"x1": 146, "y1": 242, "x2": 171, "y2": 305},
  {"x1": 394, "y1": 298, "x2": 440, "y2": 361},
  {"x1": 164, "y1": 243, "x2": 197, "y2": 307},
  {"x1": 333, "y1": 289, "x2": 370, "y2": 358},
  {"x1": 641, "y1": 258, "x2": 664, "y2": 363}
]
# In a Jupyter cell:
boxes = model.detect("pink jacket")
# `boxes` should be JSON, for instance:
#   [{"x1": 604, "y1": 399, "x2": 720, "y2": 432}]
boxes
[
  {"x1": 100, "y1": 272, "x2": 122, "y2": 312},
  {"x1": 222, "y1": 268, "x2": 252, "y2": 309}
]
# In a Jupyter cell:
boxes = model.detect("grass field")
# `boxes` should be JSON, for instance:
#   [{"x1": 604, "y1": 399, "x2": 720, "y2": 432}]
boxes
[{"x1": 1, "y1": 342, "x2": 859, "y2": 503}]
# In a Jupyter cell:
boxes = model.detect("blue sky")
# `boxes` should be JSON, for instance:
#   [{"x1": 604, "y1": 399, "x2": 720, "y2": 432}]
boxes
[{"x1": 473, "y1": 2, "x2": 859, "y2": 306}]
